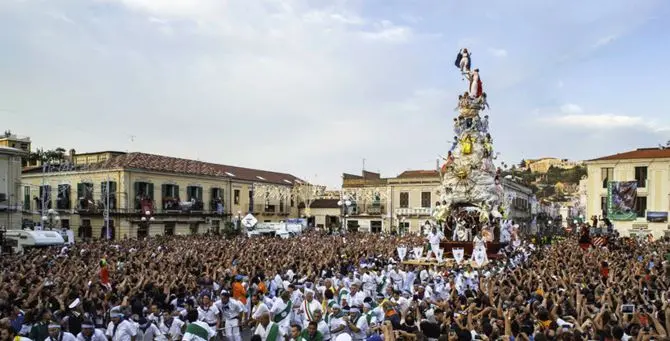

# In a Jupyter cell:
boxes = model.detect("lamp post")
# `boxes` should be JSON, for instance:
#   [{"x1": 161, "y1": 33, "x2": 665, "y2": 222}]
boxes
[
  {"x1": 41, "y1": 208, "x2": 60, "y2": 230},
  {"x1": 236, "y1": 211, "x2": 242, "y2": 230},
  {"x1": 337, "y1": 195, "x2": 352, "y2": 233},
  {"x1": 139, "y1": 210, "x2": 154, "y2": 239}
]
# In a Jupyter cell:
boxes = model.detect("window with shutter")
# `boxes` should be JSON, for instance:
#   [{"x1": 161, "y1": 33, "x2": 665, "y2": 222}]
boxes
[
  {"x1": 23, "y1": 186, "x2": 30, "y2": 210},
  {"x1": 399, "y1": 192, "x2": 409, "y2": 208}
]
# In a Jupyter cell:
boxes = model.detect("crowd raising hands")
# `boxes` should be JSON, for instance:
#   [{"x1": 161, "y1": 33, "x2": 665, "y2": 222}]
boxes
[{"x1": 1, "y1": 230, "x2": 669, "y2": 341}]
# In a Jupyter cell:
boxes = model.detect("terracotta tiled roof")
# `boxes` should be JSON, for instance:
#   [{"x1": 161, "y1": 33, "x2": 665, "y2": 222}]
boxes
[
  {"x1": 588, "y1": 148, "x2": 670, "y2": 161},
  {"x1": 310, "y1": 199, "x2": 340, "y2": 209},
  {"x1": 24, "y1": 152, "x2": 304, "y2": 185},
  {"x1": 396, "y1": 170, "x2": 439, "y2": 178}
]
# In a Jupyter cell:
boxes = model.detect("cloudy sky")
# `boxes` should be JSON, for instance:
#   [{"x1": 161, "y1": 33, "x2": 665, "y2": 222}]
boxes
[{"x1": 1, "y1": 0, "x2": 669, "y2": 188}]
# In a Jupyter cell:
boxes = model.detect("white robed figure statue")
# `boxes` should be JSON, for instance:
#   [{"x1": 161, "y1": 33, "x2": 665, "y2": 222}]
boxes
[
  {"x1": 427, "y1": 226, "x2": 444, "y2": 259},
  {"x1": 472, "y1": 231, "x2": 488, "y2": 266}
]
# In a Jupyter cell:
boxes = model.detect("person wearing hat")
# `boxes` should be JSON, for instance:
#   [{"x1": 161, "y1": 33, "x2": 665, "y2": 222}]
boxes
[
  {"x1": 215, "y1": 290, "x2": 245, "y2": 341},
  {"x1": 342, "y1": 308, "x2": 367, "y2": 341},
  {"x1": 47, "y1": 321, "x2": 77, "y2": 341},
  {"x1": 326, "y1": 305, "x2": 345, "y2": 340},
  {"x1": 105, "y1": 307, "x2": 136, "y2": 341},
  {"x1": 66, "y1": 298, "x2": 83, "y2": 337},
  {"x1": 76, "y1": 321, "x2": 106, "y2": 341}
]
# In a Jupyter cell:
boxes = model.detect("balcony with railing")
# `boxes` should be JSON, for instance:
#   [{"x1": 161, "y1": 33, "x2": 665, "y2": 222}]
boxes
[
  {"x1": 77, "y1": 196, "x2": 96, "y2": 212},
  {"x1": 162, "y1": 197, "x2": 181, "y2": 212},
  {"x1": 211, "y1": 198, "x2": 225, "y2": 214},
  {"x1": 395, "y1": 207, "x2": 432, "y2": 216}
]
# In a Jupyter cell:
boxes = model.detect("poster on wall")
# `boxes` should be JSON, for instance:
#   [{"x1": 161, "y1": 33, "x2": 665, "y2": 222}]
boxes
[
  {"x1": 607, "y1": 181, "x2": 637, "y2": 221},
  {"x1": 647, "y1": 211, "x2": 668, "y2": 223}
]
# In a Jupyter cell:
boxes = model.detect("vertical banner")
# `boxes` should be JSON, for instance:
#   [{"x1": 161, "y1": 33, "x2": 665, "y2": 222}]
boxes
[
  {"x1": 413, "y1": 246, "x2": 424, "y2": 260},
  {"x1": 452, "y1": 248, "x2": 464, "y2": 264},
  {"x1": 607, "y1": 181, "x2": 638, "y2": 221},
  {"x1": 397, "y1": 246, "x2": 407, "y2": 261},
  {"x1": 435, "y1": 248, "x2": 444, "y2": 263}
]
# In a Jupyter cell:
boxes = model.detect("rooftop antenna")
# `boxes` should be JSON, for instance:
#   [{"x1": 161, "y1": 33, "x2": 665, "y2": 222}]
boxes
[{"x1": 126, "y1": 134, "x2": 136, "y2": 153}]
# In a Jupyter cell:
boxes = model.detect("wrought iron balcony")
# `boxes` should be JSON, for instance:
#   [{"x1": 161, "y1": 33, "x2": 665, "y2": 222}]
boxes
[{"x1": 394, "y1": 207, "x2": 432, "y2": 216}]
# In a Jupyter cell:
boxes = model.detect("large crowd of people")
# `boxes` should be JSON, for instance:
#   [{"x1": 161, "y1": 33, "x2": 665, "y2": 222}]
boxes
[{"x1": 1, "y1": 229, "x2": 669, "y2": 341}]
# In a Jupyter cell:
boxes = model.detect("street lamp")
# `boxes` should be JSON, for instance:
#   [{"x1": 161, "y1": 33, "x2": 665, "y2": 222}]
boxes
[
  {"x1": 41, "y1": 208, "x2": 60, "y2": 230},
  {"x1": 337, "y1": 195, "x2": 352, "y2": 233},
  {"x1": 236, "y1": 211, "x2": 242, "y2": 230},
  {"x1": 139, "y1": 210, "x2": 154, "y2": 238}
]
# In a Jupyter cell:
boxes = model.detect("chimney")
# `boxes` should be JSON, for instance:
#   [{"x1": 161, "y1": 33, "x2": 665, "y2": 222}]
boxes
[{"x1": 436, "y1": 158, "x2": 440, "y2": 171}]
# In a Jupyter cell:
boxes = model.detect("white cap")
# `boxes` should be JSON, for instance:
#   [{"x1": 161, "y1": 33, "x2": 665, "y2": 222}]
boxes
[{"x1": 68, "y1": 298, "x2": 81, "y2": 309}]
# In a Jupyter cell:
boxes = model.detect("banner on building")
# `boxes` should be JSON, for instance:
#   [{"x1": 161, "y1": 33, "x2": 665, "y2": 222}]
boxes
[
  {"x1": 646, "y1": 211, "x2": 668, "y2": 223},
  {"x1": 607, "y1": 181, "x2": 637, "y2": 221}
]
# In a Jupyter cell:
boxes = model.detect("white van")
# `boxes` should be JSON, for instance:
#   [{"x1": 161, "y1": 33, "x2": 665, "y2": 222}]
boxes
[{"x1": 4, "y1": 230, "x2": 65, "y2": 254}]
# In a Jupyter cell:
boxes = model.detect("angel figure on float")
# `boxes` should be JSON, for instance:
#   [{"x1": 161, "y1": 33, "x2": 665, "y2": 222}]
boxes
[
  {"x1": 481, "y1": 224, "x2": 494, "y2": 242},
  {"x1": 449, "y1": 136, "x2": 459, "y2": 152},
  {"x1": 483, "y1": 133, "x2": 493, "y2": 158},
  {"x1": 478, "y1": 114, "x2": 489, "y2": 133},
  {"x1": 454, "y1": 48, "x2": 471, "y2": 73},
  {"x1": 439, "y1": 151, "x2": 455, "y2": 174},
  {"x1": 453, "y1": 118, "x2": 463, "y2": 135},
  {"x1": 475, "y1": 93, "x2": 490, "y2": 111},
  {"x1": 460, "y1": 134, "x2": 475, "y2": 155},
  {"x1": 479, "y1": 203, "x2": 490, "y2": 223}
]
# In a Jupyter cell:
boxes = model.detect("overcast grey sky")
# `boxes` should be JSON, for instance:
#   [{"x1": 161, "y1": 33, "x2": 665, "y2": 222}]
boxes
[{"x1": 1, "y1": 0, "x2": 669, "y2": 188}]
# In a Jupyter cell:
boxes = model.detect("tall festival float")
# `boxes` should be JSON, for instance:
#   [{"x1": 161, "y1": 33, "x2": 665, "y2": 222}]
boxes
[{"x1": 399, "y1": 49, "x2": 518, "y2": 267}]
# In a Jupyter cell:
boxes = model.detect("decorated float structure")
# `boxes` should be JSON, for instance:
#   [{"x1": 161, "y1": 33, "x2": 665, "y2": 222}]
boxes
[{"x1": 430, "y1": 48, "x2": 518, "y2": 258}]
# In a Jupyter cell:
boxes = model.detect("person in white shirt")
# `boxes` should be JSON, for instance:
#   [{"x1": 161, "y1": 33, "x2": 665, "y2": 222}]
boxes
[
  {"x1": 106, "y1": 310, "x2": 137, "y2": 341},
  {"x1": 249, "y1": 293, "x2": 270, "y2": 328},
  {"x1": 326, "y1": 305, "x2": 346, "y2": 339},
  {"x1": 215, "y1": 291, "x2": 245, "y2": 341},
  {"x1": 196, "y1": 294, "x2": 220, "y2": 332},
  {"x1": 299, "y1": 289, "x2": 321, "y2": 329},
  {"x1": 312, "y1": 310, "x2": 330, "y2": 341},
  {"x1": 136, "y1": 318, "x2": 165, "y2": 341},
  {"x1": 427, "y1": 227, "x2": 444, "y2": 259},
  {"x1": 253, "y1": 313, "x2": 283, "y2": 341},
  {"x1": 270, "y1": 291, "x2": 292, "y2": 336},
  {"x1": 76, "y1": 322, "x2": 107, "y2": 341},
  {"x1": 343, "y1": 308, "x2": 367, "y2": 341},
  {"x1": 47, "y1": 323, "x2": 77, "y2": 341},
  {"x1": 183, "y1": 309, "x2": 216, "y2": 341},
  {"x1": 158, "y1": 311, "x2": 184, "y2": 341}
]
